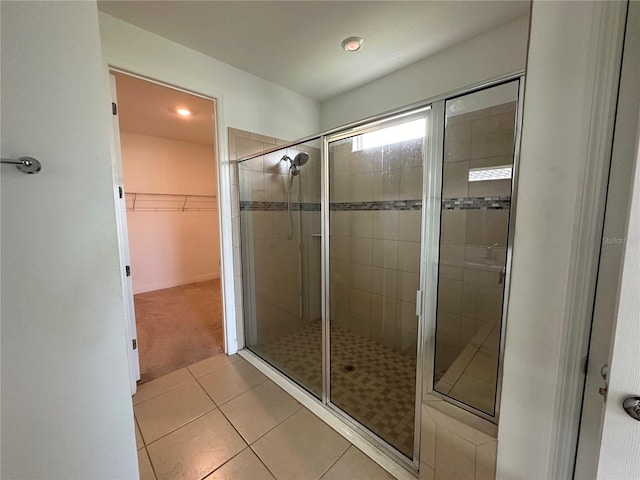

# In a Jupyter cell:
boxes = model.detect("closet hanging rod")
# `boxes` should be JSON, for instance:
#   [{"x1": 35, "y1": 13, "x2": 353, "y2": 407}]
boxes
[{"x1": 1, "y1": 156, "x2": 42, "y2": 174}]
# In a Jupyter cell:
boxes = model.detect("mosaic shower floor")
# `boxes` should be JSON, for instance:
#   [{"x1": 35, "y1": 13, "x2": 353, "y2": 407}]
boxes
[{"x1": 250, "y1": 320, "x2": 416, "y2": 458}]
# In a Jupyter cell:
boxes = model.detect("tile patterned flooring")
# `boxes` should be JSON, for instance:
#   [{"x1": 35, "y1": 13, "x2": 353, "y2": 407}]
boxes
[
  {"x1": 252, "y1": 320, "x2": 416, "y2": 458},
  {"x1": 134, "y1": 352, "x2": 397, "y2": 480}
]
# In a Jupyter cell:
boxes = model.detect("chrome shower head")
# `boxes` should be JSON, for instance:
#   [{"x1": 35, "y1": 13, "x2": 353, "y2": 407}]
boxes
[
  {"x1": 282, "y1": 152, "x2": 310, "y2": 169},
  {"x1": 290, "y1": 167, "x2": 301, "y2": 176},
  {"x1": 293, "y1": 152, "x2": 309, "y2": 167}
]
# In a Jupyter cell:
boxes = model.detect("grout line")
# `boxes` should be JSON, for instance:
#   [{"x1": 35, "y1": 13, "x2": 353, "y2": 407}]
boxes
[
  {"x1": 247, "y1": 443, "x2": 280, "y2": 480},
  {"x1": 245, "y1": 403, "x2": 304, "y2": 446},
  {"x1": 199, "y1": 446, "x2": 251, "y2": 480},
  {"x1": 318, "y1": 445, "x2": 352, "y2": 480},
  {"x1": 142, "y1": 404, "x2": 218, "y2": 448},
  {"x1": 142, "y1": 446, "x2": 159, "y2": 480}
]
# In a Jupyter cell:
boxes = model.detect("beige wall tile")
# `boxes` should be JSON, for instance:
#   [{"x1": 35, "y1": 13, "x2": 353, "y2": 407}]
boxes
[
  {"x1": 449, "y1": 373, "x2": 495, "y2": 415},
  {"x1": 331, "y1": 211, "x2": 351, "y2": 236},
  {"x1": 439, "y1": 264, "x2": 464, "y2": 281},
  {"x1": 399, "y1": 166, "x2": 423, "y2": 200},
  {"x1": 475, "y1": 440, "x2": 497, "y2": 480},
  {"x1": 443, "y1": 161, "x2": 470, "y2": 198},
  {"x1": 438, "y1": 278, "x2": 463, "y2": 314},
  {"x1": 463, "y1": 267, "x2": 501, "y2": 286},
  {"x1": 350, "y1": 236, "x2": 373, "y2": 265},
  {"x1": 331, "y1": 176, "x2": 351, "y2": 202},
  {"x1": 437, "y1": 310, "x2": 462, "y2": 348},
  {"x1": 441, "y1": 210, "x2": 467, "y2": 246},
  {"x1": 466, "y1": 351, "x2": 499, "y2": 384},
  {"x1": 373, "y1": 170, "x2": 401, "y2": 200},
  {"x1": 372, "y1": 239, "x2": 399, "y2": 269},
  {"x1": 350, "y1": 263, "x2": 372, "y2": 292},
  {"x1": 331, "y1": 235, "x2": 351, "y2": 262},
  {"x1": 398, "y1": 210, "x2": 422, "y2": 242},
  {"x1": 373, "y1": 210, "x2": 400, "y2": 240},
  {"x1": 420, "y1": 463, "x2": 435, "y2": 480},
  {"x1": 250, "y1": 132, "x2": 276, "y2": 144},
  {"x1": 435, "y1": 426, "x2": 476, "y2": 480},
  {"x1": 398, "y1": 241, "x2": 420, "y2": 274},
  {"x1": 350, "y1": 288, "x2": 372, "y2": 318},
  {"x1": 470, "y1": 111, "x2": 515, "y2": 160},
  {"x1": 423, "y1": 399, "x2": 497, "y2": 445},
  {"x1": 331, "y1": 260, "x2": 350, "y2": 286},
  {"x1": 461, "y1": 282, "x2": 504, "y2": 322},
  {"x1": 351, "y1": 211, "x2": 374, "y2": 238},
  {"x1": 420, "y1": 405, "x2": 436, "y2": 468},
  {"x1": 444, "y1": 121, "x2": 472, "y2": 163},
  {"x1": 351, "y1": 173, "x2": 374, "y2": 201},
  {"x1": 465, "y1": 210, "x2": 510, "y2": 247},
  {"x1": 399, "y1": 271, "x2": 419, "y2": 303}
]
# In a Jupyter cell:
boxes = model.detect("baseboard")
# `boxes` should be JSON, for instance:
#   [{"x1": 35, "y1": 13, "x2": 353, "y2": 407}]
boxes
[{"x1": 133, "y1": 272, "x2": 220, "y2": 294}]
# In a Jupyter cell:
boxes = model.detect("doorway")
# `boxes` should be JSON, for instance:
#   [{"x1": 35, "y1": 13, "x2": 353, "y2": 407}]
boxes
[{"x1": 111, "y1": 71, "x2": 223, "y2": 383}]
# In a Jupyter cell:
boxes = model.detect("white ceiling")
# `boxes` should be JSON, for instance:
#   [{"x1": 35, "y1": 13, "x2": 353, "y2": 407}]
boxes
[
  {"x1": 114, "y1": 72, "x2": 216, "y2": 146},
  {"x1": 98, "y1": 1, "x2": 530, "y2": 102}
]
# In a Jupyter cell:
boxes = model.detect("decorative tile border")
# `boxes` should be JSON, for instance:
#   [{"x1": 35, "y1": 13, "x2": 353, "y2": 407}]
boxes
[
  {"x1": 331, "y1": 200, "x2": 422, "y2": 211},
  {"x1": 240, "y1": 201, "x2": 320, "y2": 211},
  {"x1": 442, "y1": 196, "x2": 510, "y2": 210},
  {"x1": 240, "y1": 196, "x2": 510, "y2": 212}
]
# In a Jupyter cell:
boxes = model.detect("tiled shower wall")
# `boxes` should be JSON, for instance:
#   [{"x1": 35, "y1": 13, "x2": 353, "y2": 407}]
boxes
[
  {"x1": 435, "y1": 102, "x2": 516, "y2": 376},
  {"x1": 229, "y1": 127, "x2": 322, "y2": 346},
  {"x1": 329, "y1": 138, "x2": 424, "y2": 357}
]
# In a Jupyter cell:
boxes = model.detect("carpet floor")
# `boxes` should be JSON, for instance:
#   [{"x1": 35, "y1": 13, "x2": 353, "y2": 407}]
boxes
[{"x1": 134, "y1": 279, "x2": 224, "y2": 384}]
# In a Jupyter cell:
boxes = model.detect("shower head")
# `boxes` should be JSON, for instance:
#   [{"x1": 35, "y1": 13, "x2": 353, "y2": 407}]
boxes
[
  {"x1": 282, "y1": 152, "x2": 310, "y2": 169},
  {"x1": 290, "y1": 167, "x2": 301, "y2": 176},
  {"x1": 293, "y1": 152, "x2": 309, "y2": 167}
]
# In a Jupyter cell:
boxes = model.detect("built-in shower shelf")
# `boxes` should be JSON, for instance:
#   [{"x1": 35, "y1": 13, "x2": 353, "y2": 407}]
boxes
[{"x1": 125, "y1": 192, "x2": 217, "y2": 212}]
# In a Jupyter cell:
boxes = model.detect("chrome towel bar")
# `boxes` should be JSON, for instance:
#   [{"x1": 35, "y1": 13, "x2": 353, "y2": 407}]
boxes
[{"x1": 1, "y1": 156, "x2": 42, "y2": 174}]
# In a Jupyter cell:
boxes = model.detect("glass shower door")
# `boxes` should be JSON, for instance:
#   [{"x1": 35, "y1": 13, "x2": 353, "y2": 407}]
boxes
[
  {"x1": 240, "y1": 139, "x2": 323, "y2": 397},
  {"x1": 326, "y1": 112, "x2": 428, "y2": 459}
]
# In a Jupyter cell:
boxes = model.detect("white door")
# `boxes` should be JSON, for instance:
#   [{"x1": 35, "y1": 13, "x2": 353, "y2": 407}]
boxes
[
  {"x1": 595, "y1": 103, "x2": 640, "y2": 477},
  {"x1": 574, "y1": 2, "x2": 639, "y2": 477},
  {"x1": 109, "y1": 73, "x2": 140, "y2": 393}
]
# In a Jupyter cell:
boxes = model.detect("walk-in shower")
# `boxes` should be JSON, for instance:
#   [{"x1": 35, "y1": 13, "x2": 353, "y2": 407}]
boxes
[{"x1": 237, "y1": 76, "x2": 523, "y2": 472}]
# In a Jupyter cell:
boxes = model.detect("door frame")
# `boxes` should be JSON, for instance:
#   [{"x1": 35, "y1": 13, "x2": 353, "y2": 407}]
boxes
[
  {"x1": 105, "y1": 67, "x2": 228, "y2": 390},
  {"x1": 574, "y1": 0, "x2": 639, "y2": 476},
  {"x1": 108, "y1": 72, "x2": 140, "y2": 394}
]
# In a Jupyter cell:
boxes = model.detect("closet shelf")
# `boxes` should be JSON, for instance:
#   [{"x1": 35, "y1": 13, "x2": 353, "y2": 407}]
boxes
[{"x1": 125, "y1": 192, "x2": 217, "y2": 212}]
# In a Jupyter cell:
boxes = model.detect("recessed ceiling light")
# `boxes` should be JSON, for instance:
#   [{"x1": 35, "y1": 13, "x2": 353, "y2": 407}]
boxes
[
  {"x1": 341, "y1": 36, "x2": 363, "y2": 52},
  {"x1": 176, "y1": 108, "x2": 191, "y2": 117}
]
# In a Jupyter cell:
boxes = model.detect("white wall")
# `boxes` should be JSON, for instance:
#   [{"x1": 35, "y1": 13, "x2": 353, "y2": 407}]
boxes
[
  {"x1": 99, "y1": 12, "x2": 321, "y2": 353},
  {"x1": 320, "y1": 16, "x2": 529, "y2": 130},
  {"x1": 99, "y1": 13, "x2": 320, "y2": 143},
  {"x1": 498, "y1": 2, "x2": 624, "y2": 478},
  {"x1": 121, "y1": 131, "x2": 220, "y2": 293},
  {"x1": 1, "y1": 2, "x2": 138, "y2": 478}
]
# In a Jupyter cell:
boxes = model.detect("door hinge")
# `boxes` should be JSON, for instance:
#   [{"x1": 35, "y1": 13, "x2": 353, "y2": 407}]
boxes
[
  {"x1": 132, "y1": 339, "x2": 137, "y2": 350},
  {"x1": 119, "y1": 186, "x2": 123, "y2": 199},
  {"x1": 112, "y1": 102, "x2": 117, "y2": 115},
  {"x1": 125, "y1": 265, "x2": 131, "y2": 277}
]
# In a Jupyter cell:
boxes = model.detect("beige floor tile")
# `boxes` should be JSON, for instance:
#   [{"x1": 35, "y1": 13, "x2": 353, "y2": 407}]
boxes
[
  {"x1": 147, "y1": 409, "x2": 247, "y2": 480},
  {"x1": 252, "y1": 408, "x2": 350, "y2": 480},
  {"x1": 207, "y1": 448, "x2": 275, "y2": 480},
  {"x1": 188, "y1": 353, "x2": 240, "y2": 378},
  {"x1": 135, "y1": 381, "x2": 216, "y2": 443},
  {"x1": 135, "y1": 419, "x2": 144, "y2": 449},
  {"x1": 321, "y1": 447, "x2": 395, "y2": 480},
  {"x1": 138, "y1": 448, "x2": 156, "y2": 480},
  {"x1": 197, "y1": 359, "x2": 267, "y2": 405},
  {"x1": 134, "y1": 368, "x2": 194, "y2": 405},
  {"x1": 220, "y1": 380, "x2": 301, "y2": 443}
]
